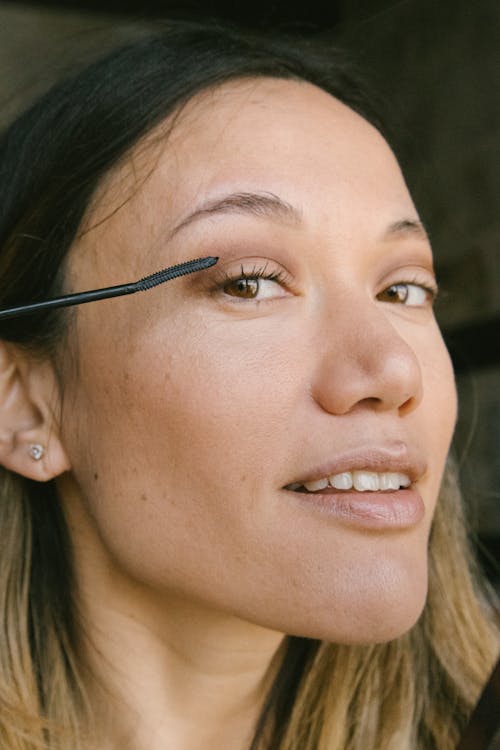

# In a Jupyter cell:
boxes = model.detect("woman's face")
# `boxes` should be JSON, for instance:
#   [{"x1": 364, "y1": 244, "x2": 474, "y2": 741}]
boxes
[{"x1": 60, "y1": 78, "x2": 456, "y2": 643}]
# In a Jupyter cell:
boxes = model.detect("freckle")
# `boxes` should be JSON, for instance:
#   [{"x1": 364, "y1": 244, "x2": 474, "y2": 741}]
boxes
[
  {"x1": 240, "y1": 474, "x2": 247, "y2": 483},
  {"x1": 93, "y1": 472, "x2": 99, "y2": 481},
  {"x1": 140, "y1": 493, "x2": 148, "y2": 502}
]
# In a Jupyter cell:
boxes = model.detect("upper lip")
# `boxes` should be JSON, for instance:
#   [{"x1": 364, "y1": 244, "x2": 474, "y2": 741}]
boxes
[{"x1": 283, "y1": 443, "x2": 427, "y2": 487}]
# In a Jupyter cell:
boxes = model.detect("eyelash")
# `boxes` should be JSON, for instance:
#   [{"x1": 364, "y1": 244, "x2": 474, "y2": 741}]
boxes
[
  {"x1": 213, "y1": 264, "x2": 438, "y2": 306},
  {"x1": 213, "y1": 263, "x2": 291, "y2": 300}
]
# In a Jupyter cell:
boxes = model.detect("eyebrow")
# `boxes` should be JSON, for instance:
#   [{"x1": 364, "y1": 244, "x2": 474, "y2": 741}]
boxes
[
  {"x1": 168, "y1": 190, "x2": 430, "y2": 244},
  {"x1": 383, "y1": 218, "x2": 430, "y2": 243},
  {"x1": 168, "y1": 191, "x2": 301, "y2": 238}
]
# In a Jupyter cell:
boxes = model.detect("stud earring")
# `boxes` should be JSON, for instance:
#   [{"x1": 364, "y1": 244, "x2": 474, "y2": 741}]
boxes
[{"x1": 29, "y1": 444, "x2": 45, "y2": 461}]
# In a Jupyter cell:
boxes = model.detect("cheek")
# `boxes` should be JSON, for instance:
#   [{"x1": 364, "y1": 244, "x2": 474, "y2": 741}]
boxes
[
  {"x1": 65, "y1": 317, "x2": 303, "y2": 566},
  {"x1": 420, "y1": 330, "x2": 457, "y2": 461},
  {"x1": 411, "y1": 327, "x2": 457, "y2": 522},
  {"x1": 121, "y1": 317, "x2": 301, "y2": 475}
]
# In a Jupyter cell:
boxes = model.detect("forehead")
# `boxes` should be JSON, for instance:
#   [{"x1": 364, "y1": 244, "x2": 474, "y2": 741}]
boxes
[
  {"x1": 75, "y1": 78, "x2": 415, "y2": 276},
  {"x1": 157, "y1": 77, "x2": 404, "y2": 205}
]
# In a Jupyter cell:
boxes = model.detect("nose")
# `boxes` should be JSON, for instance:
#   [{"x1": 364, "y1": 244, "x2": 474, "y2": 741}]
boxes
[{"x1": 311, "y1": 298, "x2": 423, "y2": 417}]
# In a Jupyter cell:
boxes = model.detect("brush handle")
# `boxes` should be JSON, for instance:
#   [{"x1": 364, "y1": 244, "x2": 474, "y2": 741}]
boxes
[{"x1": 0, "y1": 256, "x2": 218, "y2": 320}]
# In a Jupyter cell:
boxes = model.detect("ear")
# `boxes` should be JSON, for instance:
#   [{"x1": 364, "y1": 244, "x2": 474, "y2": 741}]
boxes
[{"x1": 0, "y1": 341, "x2": 71, "y2": 481}]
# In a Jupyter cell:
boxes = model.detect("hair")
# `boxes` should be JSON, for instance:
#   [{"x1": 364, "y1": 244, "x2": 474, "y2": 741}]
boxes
[{"x1": 0, "y1": 18, "x2": 498, "y2": 750}]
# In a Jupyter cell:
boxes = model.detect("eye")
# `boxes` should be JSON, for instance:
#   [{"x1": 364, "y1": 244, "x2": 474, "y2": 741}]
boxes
[
  {"x1": 377, "y1": 282, "x2": 436, "y2": 307},
  {"x1": 219, "y1": 265, "x2": 289, "y2": 301}
]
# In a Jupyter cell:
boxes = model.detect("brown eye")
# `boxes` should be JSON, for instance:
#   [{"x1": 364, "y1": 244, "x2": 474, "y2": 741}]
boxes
[
  {"x1": 377, "y1": 283, "x2": 432, "y2": 307},
  {"x1": 378, "y1": 284, "x2": 409, "y2": 303},
  {"x1": 223, "y1": 278, "x2": 260, "y2": 298},
  {"x1": 218, "y1": 268, "x2": 290, "y2": 302}
]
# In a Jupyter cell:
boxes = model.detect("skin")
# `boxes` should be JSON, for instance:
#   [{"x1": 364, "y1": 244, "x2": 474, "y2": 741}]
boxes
[{"x1": 4, "y1": 78, "x2": 457, "y2": 749}]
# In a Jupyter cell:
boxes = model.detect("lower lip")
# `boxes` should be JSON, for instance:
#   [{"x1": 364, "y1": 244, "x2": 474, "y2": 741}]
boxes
[{"x1": 288, "y1": 488, "x2": 425, "y2": 530}]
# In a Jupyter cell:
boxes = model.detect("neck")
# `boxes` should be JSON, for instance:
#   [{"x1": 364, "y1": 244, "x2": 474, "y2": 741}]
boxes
[{"x1": 78, "y1": 575, "x2": 284, "y2": 750}]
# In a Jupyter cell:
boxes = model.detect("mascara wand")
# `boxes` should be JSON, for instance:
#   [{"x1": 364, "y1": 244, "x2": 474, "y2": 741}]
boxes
[{"x1": 0, "y1": 256, "x2": 218, "y2": 320}]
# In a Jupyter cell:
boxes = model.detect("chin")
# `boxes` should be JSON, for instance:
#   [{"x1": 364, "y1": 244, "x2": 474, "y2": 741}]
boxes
[
  {"x1": 294, "y1": 598, "x2": 427, "y2": 646},
  {"x1": 277, "y1": 562, "x2": 429, "y2": 645},
  {"x1": 340, "y1": 595, "x2": 427, "y2": 645}
]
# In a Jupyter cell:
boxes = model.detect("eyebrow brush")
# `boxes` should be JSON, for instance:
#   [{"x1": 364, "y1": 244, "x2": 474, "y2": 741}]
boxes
[{"x1": 0, "y1": 256, "x2": 218, "y2": 320}]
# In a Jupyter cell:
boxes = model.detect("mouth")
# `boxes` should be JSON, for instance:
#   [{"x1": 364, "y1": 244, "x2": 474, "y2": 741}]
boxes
[
  {"x1": 281, "y1": 449, "x2": 427, "y2": 529},
  {"x1": 284, "y1": 469, "x2": 412, "y2": 494}
]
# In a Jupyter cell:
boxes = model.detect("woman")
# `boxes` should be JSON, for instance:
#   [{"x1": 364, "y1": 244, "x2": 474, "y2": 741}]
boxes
[{"x1": 0, "y1": 20, "x2": 498, "y2": 750}]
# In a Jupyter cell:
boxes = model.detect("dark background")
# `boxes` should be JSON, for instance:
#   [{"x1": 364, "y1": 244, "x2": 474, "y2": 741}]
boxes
[{"x1": 0, "y1": 0, "x2": 499, "y2": 587}]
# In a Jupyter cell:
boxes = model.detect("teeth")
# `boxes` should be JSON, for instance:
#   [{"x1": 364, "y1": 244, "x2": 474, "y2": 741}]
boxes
[
  {"x1": 398, "y1": 473, "x2": 411, "y2": 488},
  {"x1": 329, "y1": 472, "x2": 353, "y2": 490},
  {"x1": 303, "y1": 477, "x2": 329, "y2": 492},
  {"x1": 290, "y1": 471, "x2": 412, "y2": 492},
  {"x1": 353, "y1": 471, "x2": 379, "y2": 491},
  {"x1": 378, "y1": 472, "x2": 401, "y2": 491}
]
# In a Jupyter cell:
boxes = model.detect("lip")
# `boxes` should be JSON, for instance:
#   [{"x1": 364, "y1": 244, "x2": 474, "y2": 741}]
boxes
[
  {"x1": 283, "y1": 443, "x2": 428, "y2": 488},
  {"x1": 287, "y1": 487, "x2": 425, "y2": 530}
]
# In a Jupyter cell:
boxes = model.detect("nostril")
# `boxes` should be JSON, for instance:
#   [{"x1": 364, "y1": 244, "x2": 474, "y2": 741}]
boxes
[{"x1": 398, "y1": 394, "x2": 419, "y2": 416}]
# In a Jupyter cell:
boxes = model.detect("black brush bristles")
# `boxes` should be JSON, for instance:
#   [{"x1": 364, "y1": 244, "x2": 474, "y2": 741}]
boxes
[{"x1": 136, "y1": 256, "x2": 218, "y2": 291}]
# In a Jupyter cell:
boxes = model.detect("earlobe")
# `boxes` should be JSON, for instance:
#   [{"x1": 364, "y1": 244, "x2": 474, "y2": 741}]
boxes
[{"x1": 0, "y1": 341, "x2": 71, "y2": 481}]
